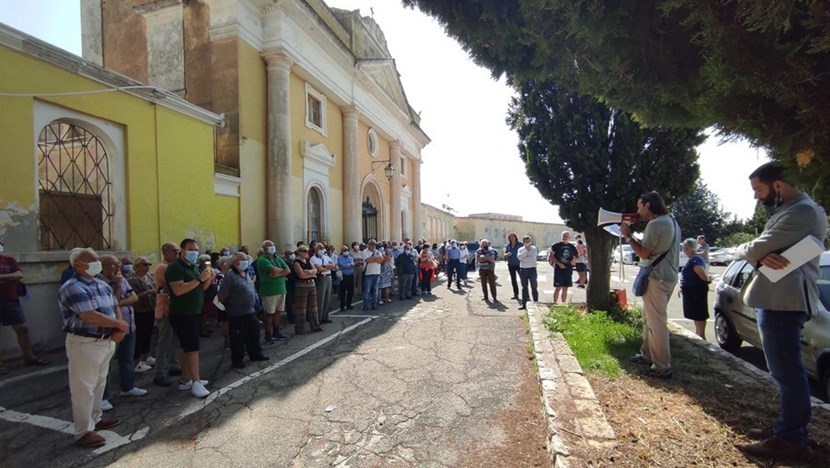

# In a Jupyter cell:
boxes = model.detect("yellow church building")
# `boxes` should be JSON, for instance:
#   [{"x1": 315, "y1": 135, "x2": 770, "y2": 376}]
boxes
[{"x1": 81, "y1": 0, "x2": 430, "y2": 250}]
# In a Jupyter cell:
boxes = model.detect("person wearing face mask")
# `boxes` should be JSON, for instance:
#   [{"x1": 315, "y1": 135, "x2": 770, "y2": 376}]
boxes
[
  {"x1": 360, "y1": 239, "x2": 384, "y2": 310},
  {"x1": 503, "y1": 233, "x2": 522, "y2": 300},
  {"x1": 0, "y1": 240, "x2": 48, "y2": 376},
  {"x1": 516, "y1": 235, "x2": 539, "y2": 310},
  {"x1": 457, "y1": 242, "x2": 471, "y2": 287},
  {"x1": 395, "y1": 242, "x2": 416, "y2": 300},
  {"x1": 257, "y1": 240, "x2": 291, "y2": 344},
  {"x1": 218, "y1": 253, "x2": 270, "y2": 369},
  {"x1": 165, "y1": 238, "x2": 215, "y2": 398},
  {"x1": 59, "y1": 248, "x2": 130, "y2": 448},
  {"x1": 99, "y1": 255, "x2": 146, "y2": 404},
  {"x1": 444, "y1": 239, "x2": 462, "y2": 290},
  {"x1": 337, "y1": 245, "x2": 355, "y2": 310},
  {"x1": 119, "y1": 257, "x2": 134, "y2": 277},
  {"x1": 476, "y1": 239, "x2": 498, "y2": 302},
  {"x1": 283, "y1": 248, "x2": 297, "y2": 323},
  {"x1": 292, "y1": 246, "x2": 323, "y2": 334},
  {"x1": 351, "y1": 242, "x2": 364, "y2": 298},
  {"x1": 732, "y1": 163, "x2": 827, "y2": 459},
  {"x1": 310, "y1": 242, "x2": 335, "y2": 324},
  {"x1": 127, "y1": 257, "x2": 156, "y2": 373}
]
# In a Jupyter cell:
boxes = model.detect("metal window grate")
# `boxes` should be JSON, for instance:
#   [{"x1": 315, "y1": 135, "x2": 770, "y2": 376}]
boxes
[
  {"x1": 362, "y1": 198, "x2": 377, "y2": 243},
  {"x1": 308, "y1": 188, "x2": 321, "y2": 243},
  {"x1": 37, "y1": 122, "x2": 112, "y2": 251}
]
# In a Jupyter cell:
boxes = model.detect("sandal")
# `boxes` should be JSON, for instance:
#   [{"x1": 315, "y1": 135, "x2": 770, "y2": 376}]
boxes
[
  {"x1": 0, "y1": 362, "x2": 8, "y2": 375},
  {"x1": 25, "y1": 357, "x2": 49, "y2": 366}
]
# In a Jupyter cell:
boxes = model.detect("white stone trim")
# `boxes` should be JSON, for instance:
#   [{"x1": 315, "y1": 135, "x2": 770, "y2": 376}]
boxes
[
  {"x1": 367, "y1": 128, "x2": 379, "y2": 157},
  {"x1": 214, "y1": 173, "x2": 241, "y2": 197},
  {"x1": 300, "y1": 140, "x2": 335, "y2": 174},
  {"x1": 303, "y1": 183, "x2": 329, "y2": 242},
  {"x1": 32, "y1": 100, "x2": 127, "y2": 251},
  {"x1": 304, "y1": 82, "x2": 328, "y2": 137}
]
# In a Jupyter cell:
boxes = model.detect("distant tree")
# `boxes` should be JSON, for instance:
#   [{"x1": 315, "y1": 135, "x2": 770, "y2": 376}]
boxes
[
  {"x1": 507, "y1": 79, "x2": 704, "y2": 310},
  {"x1": 402, "y1": 0, "x2": 830, "y2": 204},
  {"x1": 719, "y1": 232, "x2": 755, "y2": 248},
  {"x1": 671, "y1": 181, "x2": 731, "y2": 245}
]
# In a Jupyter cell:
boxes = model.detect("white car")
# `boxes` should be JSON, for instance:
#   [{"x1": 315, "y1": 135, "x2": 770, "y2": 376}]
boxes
[{"x1": 611, "y1": 244, "x2": 638, "y2": 265}]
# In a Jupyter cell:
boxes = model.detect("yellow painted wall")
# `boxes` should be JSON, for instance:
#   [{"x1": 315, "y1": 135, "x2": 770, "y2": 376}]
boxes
[
  {"x1": 0, "y1": 43, "x2": 232, "y2": 260},
  {"x1": 237, "y1": 40, "x2": 267, "y2": 247}
]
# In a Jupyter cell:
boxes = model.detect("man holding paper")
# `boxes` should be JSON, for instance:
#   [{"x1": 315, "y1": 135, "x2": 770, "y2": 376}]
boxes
[{"x1": 735, "y1": 162, "x2": 827, "y2": 460}]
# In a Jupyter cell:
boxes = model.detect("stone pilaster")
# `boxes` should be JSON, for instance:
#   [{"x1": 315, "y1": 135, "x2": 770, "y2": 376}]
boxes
[
  {"x1": 412, "y1": 159, "x2": 423, "y2": 240},
  {"x1": 263, "y1": 51, "x2": 294, "y2": 248},
  {"x1": 136, "y1": 0, "x2": 185, "y2": 94},
  {"x1": 342, "y1": 107, "x2": 360, "y2": 244},
  {"x1": 80, "y1": 0, "x2": 103, "y2": 66},
  {"x1": 389, "y1": 141, "x2": 402, "y2": 241}
]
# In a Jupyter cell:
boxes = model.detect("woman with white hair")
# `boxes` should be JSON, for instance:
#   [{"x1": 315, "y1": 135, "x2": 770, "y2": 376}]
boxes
[{"x1": 680, "y1": 238, "x2": 711, "y2": 339}]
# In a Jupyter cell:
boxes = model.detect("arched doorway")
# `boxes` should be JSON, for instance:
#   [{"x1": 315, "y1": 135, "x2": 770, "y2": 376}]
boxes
[{"x1": 362, "y1": 198, "x2": 377, "y2": 242}]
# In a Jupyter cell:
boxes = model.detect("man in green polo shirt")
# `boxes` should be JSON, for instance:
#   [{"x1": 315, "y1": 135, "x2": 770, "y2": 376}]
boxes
[
  {"x1": 257, "y1": 239, "x2": 291, "y2": 343},
  {"x1": 165, "y1": 238, "x2": 214, "y2": 398}
]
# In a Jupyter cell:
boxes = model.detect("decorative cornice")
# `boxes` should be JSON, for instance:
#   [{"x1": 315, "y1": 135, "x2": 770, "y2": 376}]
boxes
[
  {"x1": 215, "y1": 173, "x2": 242, "y2": 197},
  {"x1": 300, "y1": 140, "x2": 336, "y2": 168},
  {"x1": 134, "y1": 0, "x2": 183, "y2": 16}
]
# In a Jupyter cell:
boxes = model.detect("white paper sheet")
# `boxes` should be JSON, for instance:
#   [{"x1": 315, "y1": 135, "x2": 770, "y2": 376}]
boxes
[{"x1": 758, "y1": 235, "x2": 825, "y2": 283}]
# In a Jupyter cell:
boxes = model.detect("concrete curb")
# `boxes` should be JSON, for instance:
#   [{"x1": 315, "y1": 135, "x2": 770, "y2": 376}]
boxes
[
  {"x1": 525, "y1": 302, "x2": 617, "y2": 467},
  {"x1": 667, "y1": 322, "x2": 830, "y2": 413}
]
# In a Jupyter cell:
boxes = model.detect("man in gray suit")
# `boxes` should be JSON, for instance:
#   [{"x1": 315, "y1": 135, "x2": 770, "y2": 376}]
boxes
[{"x1": 736, "y1": 162, "x2": 827, "y2": 459}]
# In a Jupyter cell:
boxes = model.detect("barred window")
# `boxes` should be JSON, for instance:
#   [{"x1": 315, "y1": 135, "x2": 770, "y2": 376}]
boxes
[
  {"x1": 307, "y1": 188, "x2": 321, "y2": 243},
  {"x1": 37, "y1": 121, "x2": 112, "y2": 250}
]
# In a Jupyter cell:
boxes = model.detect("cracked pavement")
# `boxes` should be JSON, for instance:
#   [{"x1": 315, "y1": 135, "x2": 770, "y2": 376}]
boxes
[{"x1": 0, "y1": 263, "x2": 548, "y2": 467}]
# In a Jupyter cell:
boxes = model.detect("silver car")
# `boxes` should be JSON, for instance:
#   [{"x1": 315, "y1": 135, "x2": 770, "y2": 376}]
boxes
[{"x1": 713, "y1": 251, "x2": 830, "y2": 400}]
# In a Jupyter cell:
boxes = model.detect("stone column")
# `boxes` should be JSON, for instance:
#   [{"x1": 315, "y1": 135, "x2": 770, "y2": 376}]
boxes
[
  {"x1": 263, "y1": 51, "x2": 294, "y2": 248},
  {"x1": 389, "y1": 141, "x2": 402, "y2": 241},
  {"x1": 412, "y1": 159, "x2": 423, "y2": 240},
  {"x1": 343, "y1": 108, "x2": 360, "y2": 244}
]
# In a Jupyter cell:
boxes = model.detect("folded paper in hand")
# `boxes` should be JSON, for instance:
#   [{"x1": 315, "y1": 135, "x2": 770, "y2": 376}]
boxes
[{"x1": 758, "y1": 235, "x2": 824, "y2": 283}]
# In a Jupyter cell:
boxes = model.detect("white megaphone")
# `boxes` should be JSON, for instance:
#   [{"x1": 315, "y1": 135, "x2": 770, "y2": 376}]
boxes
[{"x1": 597, "y1": 208, "x2": 640, "y2": 227}]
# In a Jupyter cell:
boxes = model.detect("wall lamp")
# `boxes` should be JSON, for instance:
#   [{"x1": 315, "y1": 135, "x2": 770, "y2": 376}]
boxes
[{"x1": 371, "y1": 160, "x2": 394, "y2": 180}]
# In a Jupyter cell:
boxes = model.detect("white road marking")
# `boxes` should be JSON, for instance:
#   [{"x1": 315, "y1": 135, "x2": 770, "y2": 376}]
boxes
[
  {"x1": 177, "y1": 316, "x2": 375, "y2": 421},
  {"x1": 0, "y1": 365, "x2": 68, "y2": 389},
  {"x1": 0, "y1": 405, "x2": 149, "y2": 454}
]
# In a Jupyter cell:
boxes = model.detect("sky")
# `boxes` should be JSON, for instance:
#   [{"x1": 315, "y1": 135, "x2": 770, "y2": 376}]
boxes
[{"x1": 0, "y1": 0, "x2": 768, "y2": 223}]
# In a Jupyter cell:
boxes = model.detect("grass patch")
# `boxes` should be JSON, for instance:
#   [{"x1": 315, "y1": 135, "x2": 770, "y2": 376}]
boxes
[{"x1": 544, "y1": 305, "x2": 642, "y2": 377}]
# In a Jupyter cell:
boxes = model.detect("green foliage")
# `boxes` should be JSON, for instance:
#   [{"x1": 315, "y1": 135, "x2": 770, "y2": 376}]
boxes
[
  {"x1": 544, "y1": 305, "x2": 642, "y2": 377},
  {"x1": 671, "y1": 181, "x2": 732, "y2": 244},
  {"x1": 506, "y1": 79, "x2": 703, "y2": 309},
  {"x1": 402, "y1": 0, "x2": 830, "y2": 203},
  {"x1": 718, "y1": 231, "x2": 755, "y2": 248}
]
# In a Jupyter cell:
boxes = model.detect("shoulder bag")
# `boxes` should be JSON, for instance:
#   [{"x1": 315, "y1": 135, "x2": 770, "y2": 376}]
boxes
[{"x1": 632, "y1": 219, "x2": 677, "y2": 297}]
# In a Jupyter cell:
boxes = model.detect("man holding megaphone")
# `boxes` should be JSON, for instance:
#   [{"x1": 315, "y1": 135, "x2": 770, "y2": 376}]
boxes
[{"x1": 619, "y1": 191, "x2": 680, "y2": 379}]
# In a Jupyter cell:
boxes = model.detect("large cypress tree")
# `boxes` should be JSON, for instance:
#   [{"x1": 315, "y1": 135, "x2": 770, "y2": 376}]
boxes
[
  {"x1": 402, "y1": 0, "x2": 830, "y2": 204},
  {"x1": 507, "y1": 79, "x2": 704, "y2": 310}
]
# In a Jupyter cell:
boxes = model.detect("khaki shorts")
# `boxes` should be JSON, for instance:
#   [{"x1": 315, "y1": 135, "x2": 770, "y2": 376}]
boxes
[{"x1": 261, "y1": 294, "x2": 286, "y2": 314}]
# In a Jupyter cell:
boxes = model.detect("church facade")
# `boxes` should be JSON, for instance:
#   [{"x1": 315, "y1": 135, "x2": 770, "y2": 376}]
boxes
[{"x1": 82, "y1": 0, "x2": 429, "y2": 249}]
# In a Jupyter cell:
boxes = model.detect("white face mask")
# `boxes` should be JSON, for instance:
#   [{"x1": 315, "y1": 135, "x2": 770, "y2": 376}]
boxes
[
  {"x1": 266, "y1": 246, "x2": 277, "y2": 255},
  {"x1": 317, "y1": 249, "x2": 325, "y2": 257},
  {"x1": 86, "y1": 261, "x2": 103, "y2": 276},
  {"x1": 238, "y1": 260, "x2": 250, "y2": 271},
  {"x1": 524, "y1": 242, "x2": 532, "y2": 247}
]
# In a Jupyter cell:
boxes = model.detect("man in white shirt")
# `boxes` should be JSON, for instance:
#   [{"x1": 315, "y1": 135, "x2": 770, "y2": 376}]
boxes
[
  {"x1": 516, "y1": 235, "x2": 539, "y2": 310},
  {"x1": 360, "y1": 239, "x2": 384, "y2": 311},
  {"x1": 310, "y1": 242, "x2": 335, "y2": 323}
]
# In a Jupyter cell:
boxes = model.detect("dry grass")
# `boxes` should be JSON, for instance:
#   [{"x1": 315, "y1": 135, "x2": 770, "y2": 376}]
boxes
[{"x1": 581, "y1": 334, "x2": 830, "y2": 467}]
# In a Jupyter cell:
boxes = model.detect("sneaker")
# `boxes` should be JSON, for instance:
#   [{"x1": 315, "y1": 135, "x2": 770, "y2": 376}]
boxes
[
  {"x1": 120, "y1": 387, "x2": 148, "y2": 397},
  {"x1": 191, "y1": 381, "x2": 210, "y2": 398},
  {"x1": 629, "y1": 354, "x2": 653, "y2": 366},
  {"x1": 178, "y1": 380, "x2": 209, "y2": 391},
  {"x1": 737, "y1": 436, "x2": 807, "y2": 459},
  {"x1": 638, "y1": 367, "x2": 673, "y2": 379},
  {"x1": 273, "y1": 332, "x2": 288, "y2": 340},
  {"x1": 94, "y1": 417, "x2": 120, "y2": 430},
  {"x1": 100, "y1": 399, "x2": 113, "y2": 412},
  {"x1": 144, "y1": 356, "x2": 157, "y2": 366},
  {"x1": 263, "y1": 335, "x2": 276, "y2": 345},
  {"x1": 76, "y1": 431, "x2": 106, "y2": 448},
  {"x1": 153, "y1": 375, "x2": 172, "y2": 387},
  {"x1": 362, "y1": 307, "x2": 369, "y2": 312},
  {"x1": 134, "y1": 362, "x2": 152, "y2": 373}
]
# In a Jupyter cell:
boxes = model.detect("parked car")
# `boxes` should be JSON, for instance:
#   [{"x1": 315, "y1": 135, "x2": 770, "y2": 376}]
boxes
[
  {"x1": 611, "y1": 244, "x2": 639, "y2": 265},
  {"x1": 708, "y1": 247, "x2": 732, "y2": 266},
  {"x1": 713, "y1": 251, "x2": 830, "y2": 400},
  {"x1": 537, "y1": 249, "x2": 549, "y2": 262}
]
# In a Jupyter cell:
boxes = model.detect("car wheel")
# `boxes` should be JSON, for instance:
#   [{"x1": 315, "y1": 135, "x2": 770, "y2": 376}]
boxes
[{"x1": 714, "y1": 310, "x2": 742, "y2": 352}]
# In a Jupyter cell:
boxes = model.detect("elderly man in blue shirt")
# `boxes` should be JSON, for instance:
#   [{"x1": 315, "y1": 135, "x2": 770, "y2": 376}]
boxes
[
  {"x1": 444, "y1": 239, "x2": 462, "y2": 290},
  {"x1": 516, "y1": 235, "x2": 539, "y2": 310},
  {"x1": 59, "y1": 248, "x2": 129, "y2": 448}
]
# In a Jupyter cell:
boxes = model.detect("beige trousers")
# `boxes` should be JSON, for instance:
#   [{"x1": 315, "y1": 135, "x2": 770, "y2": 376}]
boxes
[
  {"x1": 66, "y1": 333, "x2": 116, "y2": 439},
  {"x1": 640, "y1": 279, "x2": 676, "y2": 372}
]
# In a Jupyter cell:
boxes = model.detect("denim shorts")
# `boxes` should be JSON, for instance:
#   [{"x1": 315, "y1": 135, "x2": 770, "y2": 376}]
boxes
[{"x1": 0, "y1": 301, "x2": 26, "y2": 326}]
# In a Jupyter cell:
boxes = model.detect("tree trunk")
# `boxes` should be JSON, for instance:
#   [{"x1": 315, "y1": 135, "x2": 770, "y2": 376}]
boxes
[{"x1": 584, "y1": 226, "x2": 617, "y2": 311}]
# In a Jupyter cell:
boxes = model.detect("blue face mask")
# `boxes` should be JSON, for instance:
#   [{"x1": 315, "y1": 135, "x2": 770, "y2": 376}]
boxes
[
  {"x1": 238, "y1": 260, "x2": 250, "y2": 271},
  {"x1": 185, "y1": 250, "x2": 199, "y2": 264},
  {"x1": 266, "y1": 246, "x2": 277, "y2": 255},
  {"x1": 121, "y1": 264, "x2": 133, "y2": 275}
]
